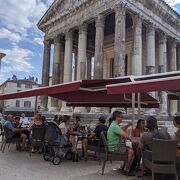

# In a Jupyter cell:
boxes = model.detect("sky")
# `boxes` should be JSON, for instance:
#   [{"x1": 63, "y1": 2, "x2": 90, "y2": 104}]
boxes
[{"x1": 0, "y1": 0, "x2": 179, "y2": 84}]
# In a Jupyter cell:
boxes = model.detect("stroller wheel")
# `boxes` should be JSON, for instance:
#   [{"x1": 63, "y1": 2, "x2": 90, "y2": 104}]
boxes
[
  {"x1": 52, "y1": 156, "x2": 61, "y2": 165},
  {"x1": 43, "y1": 154, "x2": 50, "y2": 161}
]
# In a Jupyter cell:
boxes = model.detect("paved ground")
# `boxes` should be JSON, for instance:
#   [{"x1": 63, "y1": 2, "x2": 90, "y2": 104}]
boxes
[{"x1": 0, "y1": 143, "x2": 152, "y2": 180}]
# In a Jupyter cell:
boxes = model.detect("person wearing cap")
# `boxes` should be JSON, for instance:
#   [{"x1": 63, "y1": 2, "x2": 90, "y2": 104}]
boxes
[{"x1": 4, "y1": 115, "x2": 27, "y2": 150}]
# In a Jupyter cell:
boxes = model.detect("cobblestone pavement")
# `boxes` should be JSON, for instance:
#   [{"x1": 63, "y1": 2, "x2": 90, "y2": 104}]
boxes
[{"x1": 0, "y1": 144, "x2": 151, "y2": 180}]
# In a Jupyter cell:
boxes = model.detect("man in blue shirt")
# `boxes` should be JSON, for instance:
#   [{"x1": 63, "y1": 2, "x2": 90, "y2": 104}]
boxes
[{"x1": 4, "y1": 115, "x2": 27, "y2": 150}]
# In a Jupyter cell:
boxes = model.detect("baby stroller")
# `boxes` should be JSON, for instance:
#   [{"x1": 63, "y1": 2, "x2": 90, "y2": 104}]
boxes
[{"x1": 43, "y1": 121, "x2": 73, "y2": 165}]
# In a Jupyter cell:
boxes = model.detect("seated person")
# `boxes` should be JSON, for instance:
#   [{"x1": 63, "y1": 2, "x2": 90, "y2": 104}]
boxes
[
  {"x1": 88, "y1": 116, "x2": 108, "y2": 145},
  {"x1": 53, "y1": 115, "x2": 60, "y2": 125},
  {"x1": 13, "y1": 116, "x2": 21, "y2": 128},
  {"x1": 73, "y1": 116, "x2": 81, "y2": 132},
  {"x1": 173, "y1": 116, "x2": 180, "y2": 136},
  {"x1": 108, "y1": 117, "x2": 113, "y2": 128},
  {"x1": 83, "y1": 116, "x2": 108, "y2": 158},
  {"x1": 30, "y1": 114, "x2": 46, "y2": 129},
  {"x1": 140, "y1": 116, "x2": 171, "y2": 160},
  {"x1": 4, "y1": 115, "x2": 27, "y2": 150},
  {"x1": 30, "y1": 115, "x2": 46, "y2": 153},
  {"x1": 132, "y1": 119, "x2": 145, "y2": 137},
  {"x1": 20, "y1": 113, "x2": 30, "y2": 128},
  {"x1": 1, "y1": 115, "x2": 7, "y2": 125},
  {"x1": 59, "y1": 115, "x2": 70, "y2": 135},
  {"x1": 108, "y1": 111, "x2": 134, "y2": 175}
]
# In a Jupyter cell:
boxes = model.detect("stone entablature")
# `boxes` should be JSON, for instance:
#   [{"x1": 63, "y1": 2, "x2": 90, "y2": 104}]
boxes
[{"x1": 38, "y1": 0, "x2": 180, "y2": 41}]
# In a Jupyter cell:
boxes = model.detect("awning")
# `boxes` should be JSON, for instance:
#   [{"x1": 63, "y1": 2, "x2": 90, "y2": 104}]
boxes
[
  {"x1": 107, "y1": 72, "x2": 180, "y2": 97},
  {"x1": 0, "y1": 77, "x2": 159, "y2": 108}
]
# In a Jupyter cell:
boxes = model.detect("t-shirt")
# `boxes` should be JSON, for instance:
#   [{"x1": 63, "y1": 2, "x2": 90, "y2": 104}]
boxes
[
  {"x1": 20, "y1": 117, "x2": 30, "y2": 128},
  {"x1": 108, "y1": 121, "x2": 122, "y2": 152},
  {"x1": 141, "y1": 128, "x2": 171, "y2": 150},
  {"x1": 4, "y1": 120, "x2": 15, "y2": 138},
  {"x1": 94, "y1": 124, "x2": 108, "y2": 139},
  {"x1": 59, "y1": 122, "x2": 68, "y2": 134}
]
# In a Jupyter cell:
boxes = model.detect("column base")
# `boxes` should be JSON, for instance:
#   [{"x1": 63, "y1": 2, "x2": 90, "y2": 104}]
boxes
[
  {"x1": 74, "y1": 107, "x2": 88, "y2": 113},
  {"x1": 49, "y1": 106, "x2": 60, "y2": 112},
  {"x1": 111, "y1": 108, "x2": 126, "y2": 114},
  {"x1": 60, "y1": 102, "x2": 73, "y2": 113},
  {"x1": 144, "y1": 108, "x2": 157, "y2": 116},
  {"x1": 90, "y1": 107, "x2": 104, "y2": 114}
]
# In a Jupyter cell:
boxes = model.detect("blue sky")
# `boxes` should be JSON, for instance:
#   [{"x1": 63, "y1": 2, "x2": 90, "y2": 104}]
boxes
[{"x1": 0, "y1": 0, "x2": 179, "y2": 84}]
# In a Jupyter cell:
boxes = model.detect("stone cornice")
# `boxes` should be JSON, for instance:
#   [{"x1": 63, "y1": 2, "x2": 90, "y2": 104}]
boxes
[{"x1": 40, "y1": 0, "x2": 180, "y2": 41}]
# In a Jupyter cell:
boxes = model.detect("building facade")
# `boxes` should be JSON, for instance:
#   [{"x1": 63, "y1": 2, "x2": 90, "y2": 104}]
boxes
[
  {"x1": 38, "y1": 0, "x2": 180, "y2": 115},
  {"x1": 0, "y1": 78, "x2": 41, "y2": 116}
]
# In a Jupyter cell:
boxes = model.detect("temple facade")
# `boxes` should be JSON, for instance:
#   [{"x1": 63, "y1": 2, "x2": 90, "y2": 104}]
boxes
[{"x1": 38, "y1": 0, "x2": 180, "y2": 115}]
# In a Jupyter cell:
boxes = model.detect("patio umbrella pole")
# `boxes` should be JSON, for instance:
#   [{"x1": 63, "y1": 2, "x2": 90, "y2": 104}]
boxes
[
  {"x1": 132, "y1": 93, "x2": 135, "y2": 129},
  {"x1": 138, "y1": 93, "x2": 141, "y2": 119}
]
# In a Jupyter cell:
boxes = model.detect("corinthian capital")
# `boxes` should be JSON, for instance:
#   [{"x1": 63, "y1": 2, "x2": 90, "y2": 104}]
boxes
[
  {"x1": 132, "y1": 15, "x2": 142, "y2": 28},
  {"x1": 146, "y1": 23, "x2": 155, "y2": 35},
  {"x1": 65, "y1": 30, "x2": 73, "y2": 41},
  {"x1": 79, "y1": 23, "x2": 87, "y2": 33},
  {"x1": 43, "y1": 40, "x2": 51, "y2": 49},
  {"x1": 53, "y1": 35, "x2": 61, "y2": 45},
  {"x1": 115, "y1": 2, "x2": 127, "y2": 16},
  {"x1": 96, "y1": 14, "x2": 105, "y2": 28},
  {"x1": 158, "y1": 32, "x2": 166, "y2": 44}
]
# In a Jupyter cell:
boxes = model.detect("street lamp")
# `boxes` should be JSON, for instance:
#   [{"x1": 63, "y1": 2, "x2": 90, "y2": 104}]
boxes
[{"x1": 0, "y1": 53, "x2": 6, "y2": 72}]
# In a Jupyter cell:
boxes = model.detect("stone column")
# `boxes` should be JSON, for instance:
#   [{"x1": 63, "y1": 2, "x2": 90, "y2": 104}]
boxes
[
  {"x1": 74, "y1": 24, "x2": 88, "y2": 113},
  {"x1": 41, "y1": 40, "x2": 51, "y2": 111},
  {"x1": 177, "y1": 45, "x2": 180, "y2": 115},
  {"x1": 51, "y1": 36, "x2": 61, "y2": 111},
  {"x1": 169, "y1": 40, "x2": 178, "y2": 116},
  {"x1": 114, "y1": 3, "x2": 126, "y2": 77},
  {"x1": 61, "y1": 31, "x2": 73, "y2": 113},
  {"x1": 94, "y1": 14, "x2": 105, "y2": 79},
  {"x1": 90, "y1": 15, "x2": 105, "y2": 114},
  {"x1": 111, "y1": 3, "x2": 126, "y2": 114},
  {"x1": 145, "y1": 24, "x2": 156, "y2": 115},
  {"x1": 77, "y1": 24, "x2": 87, "y2": 80},
  {"x1": 146, "y1": 24, "x2": 156, "y2": 74},
  {"x1": 158, "y1": 32, "x2": 168, "y2": 116},
  {"x1": 87, "y1": 53, "x2": 92, "y2": 80},
  {"x1": 132, "y1": 15, "x2": 142, "y2": 76}
]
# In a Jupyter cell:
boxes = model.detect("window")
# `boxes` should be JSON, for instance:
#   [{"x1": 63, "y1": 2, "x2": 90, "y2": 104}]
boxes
[
  {"x1": 25, "y1": 84, "x2": 32, "y2": 89},
  {"x1": 17, "y1": 83, "x2": 21, "y2": 88},
  {"x1": 24, "y1": 101, "x2": 31, "y2": 108},
  {"x1": 16, "y1": 100, "x2": 20, "y2": 107}
]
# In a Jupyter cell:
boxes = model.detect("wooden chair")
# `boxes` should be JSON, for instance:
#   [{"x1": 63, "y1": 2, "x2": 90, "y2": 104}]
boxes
[
  {"x1": 1, "y1": 126, "x2": 21, "y2": 153},
  {"x1": 100, "y1": 131, "x2": 128, "y2": 175},
  {"x1": 142, "y1": 139, "x2": 178, "y2": 180},
  {"x1": 29, "y1": 127, "x2": 46, "y2": 156}
]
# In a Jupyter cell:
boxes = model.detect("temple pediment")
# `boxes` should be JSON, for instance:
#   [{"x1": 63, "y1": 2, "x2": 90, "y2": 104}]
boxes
[{"x1": 37, "y1": 0, "x2": 88, "y2": 31}]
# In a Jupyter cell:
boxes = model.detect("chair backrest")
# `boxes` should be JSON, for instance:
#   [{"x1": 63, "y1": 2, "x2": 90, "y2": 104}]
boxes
[
  {"x1": 100, "y1": 131, "x2": 108, "y2": 154},
  {"x1": 3, "y1": 125, "x2": 9, "y2": 139},
  {"x1": 152, "y1": 138, "x2": 177, "y2": 162},
  {"x1": 32, "y1": 128, "x2": 46, "y2": 141}
]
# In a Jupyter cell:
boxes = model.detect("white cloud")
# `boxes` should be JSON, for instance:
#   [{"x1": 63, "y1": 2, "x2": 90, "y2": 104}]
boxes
[
  {"x1": 0, "y1": 46, "x2": 34, "y2": 73},
  {"x1": 0, "y1": 28, "x2": 22, "y2": 43},
  {"x1": 164, "y1": 0, "x2": 180, "y2": 6},
  {"x1": 0, "y1": 0, "x2": 48, "y2": 34},
  {"x1": 34, "y1": 37, "x2": 44, "y2": 46}
]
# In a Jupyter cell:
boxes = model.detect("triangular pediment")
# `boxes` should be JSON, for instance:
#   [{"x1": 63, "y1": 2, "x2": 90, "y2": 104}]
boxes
[{"x1": 37, "y1": 0, "x2": 86, "y2": 30}]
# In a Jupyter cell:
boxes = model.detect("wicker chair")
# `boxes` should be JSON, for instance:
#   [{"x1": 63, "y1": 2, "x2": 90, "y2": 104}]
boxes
[
  {"x1": 29, "y1": 127, "x2": 46, "y2": 156},
  {"x1": 142, "y1": 139, "x2": 178, "y2": 180},
  {"x1": 100, "y1": 131, "x2": 128, "y2": 175},
  {"x1": 1, "y1": 126, "x2": 21, "y2": 153}
]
